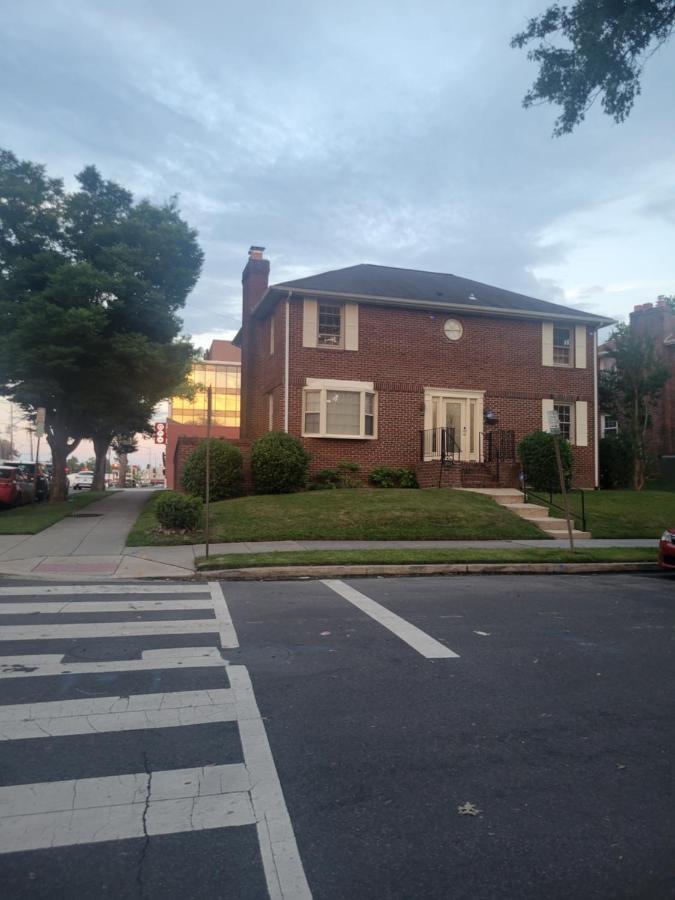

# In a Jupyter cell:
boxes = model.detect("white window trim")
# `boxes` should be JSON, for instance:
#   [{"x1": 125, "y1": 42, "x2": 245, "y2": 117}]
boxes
[
  {"x1": 317, "y1": 301, "x2": 344, "y2": 349},
  {"x1": 302, "y1": 379, "x2": 377, "y2": 439},
  {"x1": 552, "y1": 325, "x2": 574, "y2": 367}
]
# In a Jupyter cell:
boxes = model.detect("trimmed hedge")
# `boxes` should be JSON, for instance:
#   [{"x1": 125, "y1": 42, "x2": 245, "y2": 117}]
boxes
[
  {"x1": 155, "y1": 492, "x2": 203, "y2": 531},
  {"x1": 251, "y1": 431, "x2": 310, "y2": 494},
  {"x1": 182, "y1": 439, "x2": 244, "y2": 501},
  {"x1": 368, "y1": 466, "x2": 418, "y2": 488},
  {"x1": 518, "y1": 430, "x2": 572, "y2": 491}
]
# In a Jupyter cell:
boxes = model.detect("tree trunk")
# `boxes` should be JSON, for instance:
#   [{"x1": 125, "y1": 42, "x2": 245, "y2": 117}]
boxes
[
  {"x1": 118, "y1": 452, "x2": 128, "y2": 488},
  {"x1": 92, "y1": 435, "x2": 110, "y2": 492},
  {"x1": 47, "y1": 421, "x2": 80, "y2": 502}
]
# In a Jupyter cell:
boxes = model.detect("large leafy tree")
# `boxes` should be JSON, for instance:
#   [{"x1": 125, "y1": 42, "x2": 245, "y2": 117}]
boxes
[
  {"x1": 603, "y1": 322, "x2": 670, "y2": 489},
  {"x1": 512, "y1": 1, "x2": 675, "y2": 135},
  {"x1": 0, "y1": 150, "x2": 203, "y2": 499}
]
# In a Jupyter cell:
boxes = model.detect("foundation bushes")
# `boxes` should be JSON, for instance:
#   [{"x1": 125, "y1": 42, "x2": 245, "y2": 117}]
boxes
[
  {"x1": 368, "y1": 466, "x2": 419, "y2": 488},
  {"x1": 518, "y1": 430, "x2": 572, "y2": 491},
  {"x1": 182, "y1": 439, "x2": 244, "y2": 501},
  {"x1": 309, "y1": 460, "x2": 361, "y2": 490},
  {"x1": 251, "y1": 431, "x2": 311, "y2": 494}
]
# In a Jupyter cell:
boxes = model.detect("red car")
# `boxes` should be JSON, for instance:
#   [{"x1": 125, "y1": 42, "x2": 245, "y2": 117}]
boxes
[
  {"x1": 658, "y1": 527, "x2": 675, "y2": 570},
  {"x1": 0, "y1": 466, "x2": 35, "y2": 508}
]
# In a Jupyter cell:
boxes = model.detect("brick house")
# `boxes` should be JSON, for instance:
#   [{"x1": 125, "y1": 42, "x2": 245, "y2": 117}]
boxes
[{"x1": 233, "y1": 247, "x2": 612, "y2": 488}]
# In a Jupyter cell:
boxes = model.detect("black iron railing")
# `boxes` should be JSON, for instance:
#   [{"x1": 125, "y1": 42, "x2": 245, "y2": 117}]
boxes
[
  {"x1": 419, "y1": 427, "x2": 461, "y2": 464},
  {"x1": 522, "y1": 483, "x2": 587, "y2": 532},
  {"x1": 482, "y1": 429, "x2": 515, "y2": 463}
]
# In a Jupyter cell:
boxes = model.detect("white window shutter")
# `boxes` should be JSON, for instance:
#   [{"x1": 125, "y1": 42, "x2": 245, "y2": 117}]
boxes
[
  {"x1": 575, "y1": 325, "x2": 587, "y2": 368},
  {"x1": 575, "y1": 401, "x2": 588, "y2": 446},
  {"x1": 302, "y1": 299, "x2": 318, "y2": 348},
  {"x1": 344, "y1": 303, "x2": 359, "y2": 351},
  {"x1": 542, "y1": 398, "x2": 554, "y2": 431},
  {"x1": 542, "y1": 323, "x2": 553, "y2": 366}
]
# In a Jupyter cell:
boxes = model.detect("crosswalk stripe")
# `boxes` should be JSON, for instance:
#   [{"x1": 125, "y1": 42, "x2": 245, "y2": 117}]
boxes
[
  {"x1": 0, "y1": 620, "x2": 221, "y2": 640},
  {"x1": 0, "y1": 688, "x2": 235, "y2": 740},
  {"x1": 0, "y1": 764, "x2": 253, "y2": 854},
  {"x1": 0, "y1": 584, "x2": 210, "y2": 596},
  {"x1": 0, "y1": 600, "x2": 214, "y2": 613},
  {"x1": 209, "y1": 582, "x2": 239, "y2": 648},
  {"x1": 0, "y1": 647, "x2": 226, "y2": 679}
]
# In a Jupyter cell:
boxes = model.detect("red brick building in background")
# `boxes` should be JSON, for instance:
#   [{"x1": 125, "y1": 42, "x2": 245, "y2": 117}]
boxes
[
  {"x1": 165, "y1": 340, "x2": 240, "y2": 489},
  {"x1": 232, "y1": 247, "x2": 612, "y2": 488},
  {"x1": 629, "y1": 299, "x2": 675, "y2": 459}
]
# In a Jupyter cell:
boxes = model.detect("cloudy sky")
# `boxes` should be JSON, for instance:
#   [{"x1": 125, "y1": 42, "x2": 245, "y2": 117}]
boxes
[{"x1": 2, "y1": 0, "x2": 674, "y2": 461}]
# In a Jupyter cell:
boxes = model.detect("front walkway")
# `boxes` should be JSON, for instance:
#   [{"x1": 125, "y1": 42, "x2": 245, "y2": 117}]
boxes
[{"x1": 0, "y1": 487, "x2": 657, "y2": 580}]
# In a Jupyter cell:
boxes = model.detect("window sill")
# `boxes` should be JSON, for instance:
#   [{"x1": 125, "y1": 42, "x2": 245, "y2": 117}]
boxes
[{"x1": 302, "y1": 433, "x2": 377, "y2": 440}]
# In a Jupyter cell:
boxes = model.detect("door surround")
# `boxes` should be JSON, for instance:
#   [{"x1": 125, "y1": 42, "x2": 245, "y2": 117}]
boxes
[{"x1": 423, "y1": 389, "x2": 485, "y2": 462}]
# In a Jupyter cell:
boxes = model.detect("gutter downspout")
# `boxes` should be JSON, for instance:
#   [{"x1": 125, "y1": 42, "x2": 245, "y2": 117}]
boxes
[
  {"x1": 284, "y1": 292, "x2": 291, "y2": 432},
  {"x1": 593, "y1": 328, "x2": 599, "y2": 488}
]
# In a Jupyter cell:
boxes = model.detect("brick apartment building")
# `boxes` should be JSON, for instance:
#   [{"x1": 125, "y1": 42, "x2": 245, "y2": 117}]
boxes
[
  {"x1": 165, "y1": 339, "x2": 240, "y2": 489},
  {"x1": 233, "y1": 247, "x2": 612, "y2": 488}
]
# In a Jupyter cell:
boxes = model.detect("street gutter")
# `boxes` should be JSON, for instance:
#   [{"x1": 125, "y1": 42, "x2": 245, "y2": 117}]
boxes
[{"x1": 195, "y1": 561, "x2": 661, "y2": 581}]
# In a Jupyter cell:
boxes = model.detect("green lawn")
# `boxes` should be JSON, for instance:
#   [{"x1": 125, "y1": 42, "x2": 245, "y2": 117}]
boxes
[
  {"x1": 537, "y1": 489, "x2": 675, "y2": 538},
  {"x1": 126, "y1": 488, "x2": 547, "y2": 546},
  {"x1": 0, "y1": 491, "x2": 108, "y2": 534},
  {"x1": 196, "y1": 546, "x2": 657, "y2": 571}
]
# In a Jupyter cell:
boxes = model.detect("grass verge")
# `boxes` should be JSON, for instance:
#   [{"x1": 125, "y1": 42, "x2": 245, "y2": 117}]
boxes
[
  {"x1": 0, "y1": 491, "x2": 108, "y2": 535},
  {"x1": 195, "y1": 546, "x2": 657, "y2": 571},
  {"x1": 538, "y1": 489, "x2": 675, "y2": 538},
  {"x1": 126, "y1": 488, "x2": 547, "y2": 546}
]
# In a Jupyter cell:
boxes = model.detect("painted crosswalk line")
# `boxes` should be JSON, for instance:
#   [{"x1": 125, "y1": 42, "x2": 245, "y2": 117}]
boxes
[
  {"x1": 0, "y1": 619, "x2": 221, "y2": 640},
  {"x1": 0, "y1": 688, "x2": 236, "y2": 740},
  {"x1": 0, "y1": 584, "x2": 211, "y2": 596},
  {"x1": 0, "y1": 599, "x2": 214, "y2": 613},
  {"x1": 0, "y1": 764, "x2": 253, "y2": 854},
  {"x1": 0, "y1": 647, "x2": 226, "y2": 679}
]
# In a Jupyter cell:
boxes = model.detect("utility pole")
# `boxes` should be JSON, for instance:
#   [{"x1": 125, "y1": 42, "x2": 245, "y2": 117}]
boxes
[{"x1": 204, "y1": 386, "x2": 212, "y2": 559}]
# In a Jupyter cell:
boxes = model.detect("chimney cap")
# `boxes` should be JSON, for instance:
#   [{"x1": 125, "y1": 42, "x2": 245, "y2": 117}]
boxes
[{"x1": 248, "y1": 245, "x2": 265, "y2": 259}]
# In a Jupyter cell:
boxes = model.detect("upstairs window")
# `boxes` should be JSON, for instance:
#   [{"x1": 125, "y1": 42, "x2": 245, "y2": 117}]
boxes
[
  {"x1": 553, "y1": 327, "x2": 572, "y2": 366},
  {"x1": 317, "y1": 303, "x2": 343, "y2": 347}
]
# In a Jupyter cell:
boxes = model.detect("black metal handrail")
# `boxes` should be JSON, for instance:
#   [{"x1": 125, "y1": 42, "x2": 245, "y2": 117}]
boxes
[
  {"x1": 419, "y1": 427, "x2": 461, "y2": 465},
  {"x1": 522, "y1": 483, "x2": 587, "y2": 532},
  {"x1": 482, "y1": 429, "x2": 516, "y2": 463}
]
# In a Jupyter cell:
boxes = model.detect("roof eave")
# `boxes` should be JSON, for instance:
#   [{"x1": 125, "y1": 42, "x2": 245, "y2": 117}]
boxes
[{"x1": 261, "y1": 284, "x2": 614, "y2": 327}]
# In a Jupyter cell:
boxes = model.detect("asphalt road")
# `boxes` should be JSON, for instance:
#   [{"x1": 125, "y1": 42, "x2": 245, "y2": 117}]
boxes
[{"x1": 0, "y1": 572, "x2": 673, "y2": 899}]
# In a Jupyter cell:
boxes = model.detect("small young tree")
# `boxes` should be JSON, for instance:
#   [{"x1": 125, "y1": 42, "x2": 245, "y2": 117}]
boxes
[{"x1": 605, "y1": 323, "x2": 670, "y2": 490}]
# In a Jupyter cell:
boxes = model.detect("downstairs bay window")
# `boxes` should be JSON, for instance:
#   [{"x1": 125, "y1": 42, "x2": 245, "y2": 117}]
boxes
[{"x1": 302, "y1": 379, "x2": 377, "y2": 439}]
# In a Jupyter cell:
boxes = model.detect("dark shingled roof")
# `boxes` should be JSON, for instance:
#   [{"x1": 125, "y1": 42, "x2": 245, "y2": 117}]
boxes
[{"x1": 260, "y1": 263, "x2": 611, "y2": 324}]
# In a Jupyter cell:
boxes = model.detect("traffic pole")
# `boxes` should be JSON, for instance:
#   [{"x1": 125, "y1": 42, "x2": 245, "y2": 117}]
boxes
[
  {"x1": 554, "y1": 435, "x2": 575, "y2": 554},
  {"x1": 205, "y1": 386, "x2": 212, "y2": 559}
]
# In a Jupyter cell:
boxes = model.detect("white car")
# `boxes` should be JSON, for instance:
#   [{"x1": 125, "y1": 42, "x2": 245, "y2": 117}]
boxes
[{"x1": 68, "y1": 472, "x2": 94, "y2": 491}]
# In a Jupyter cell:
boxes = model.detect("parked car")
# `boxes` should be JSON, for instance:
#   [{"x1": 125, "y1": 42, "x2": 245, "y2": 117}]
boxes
[
  {"x1": 68, "y1": 472, "x2": 94, "y2": 491},
  {"x1": 658, "y1": 527, "x2": 675, "y2": 570},
  {"x1": 0, "y1": 461, "x2": 50, "y2": 501},
  {"x1": 0, "y1": 466, "x2": 35, "y2": 508}
]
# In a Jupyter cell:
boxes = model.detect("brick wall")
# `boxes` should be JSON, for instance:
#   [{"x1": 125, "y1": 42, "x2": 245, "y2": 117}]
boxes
[{"x1": 242, "y1": 299, "x2": 597, "y2": 487}]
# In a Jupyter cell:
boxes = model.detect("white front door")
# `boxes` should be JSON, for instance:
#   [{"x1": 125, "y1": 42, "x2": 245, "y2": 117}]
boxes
[{"x1": 425, "y1": 390, "x2": 484, "y2": 462}]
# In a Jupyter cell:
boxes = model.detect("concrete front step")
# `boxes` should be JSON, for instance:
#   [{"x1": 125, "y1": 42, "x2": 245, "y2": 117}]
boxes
[
  {"x1": 542, "y1": 529, "x2": 592, "y2": 540},
  {"x1": 457, "y1": 487, "x2": 592, "y2": 538},
  {"x1": 499, "y1": 503, "x2": 549, "y2": 519}
]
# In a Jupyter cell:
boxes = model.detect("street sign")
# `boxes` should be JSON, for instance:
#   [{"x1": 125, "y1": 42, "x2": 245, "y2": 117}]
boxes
[
  {"x1": 35, "y1": 407, "x2": 46, "y2": 438},
  {"x1": 546, "y1": 410, "x2": 561, "y2": 435},
  {"x1": 154, "y1": 422, "x2": 167, "y2": 445}
]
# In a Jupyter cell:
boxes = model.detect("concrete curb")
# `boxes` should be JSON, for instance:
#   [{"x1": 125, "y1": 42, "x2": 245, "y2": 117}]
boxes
[{"x1": 195, "y1": 562, "x2": 661, "y2": 581}]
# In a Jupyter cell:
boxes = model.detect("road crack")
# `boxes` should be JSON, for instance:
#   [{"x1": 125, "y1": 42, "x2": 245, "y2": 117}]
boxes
[{"x1": 136, "y1": 751, "x2": 152, "y2": 899}]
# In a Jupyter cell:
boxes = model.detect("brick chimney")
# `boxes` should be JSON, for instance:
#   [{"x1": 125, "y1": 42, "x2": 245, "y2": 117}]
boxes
[
  {"x1": 239, "y1": 246, "x2": 270, "y2": 440},
  {"x1": 242, "y1": 245, "x2": 270, "y2": 319}
]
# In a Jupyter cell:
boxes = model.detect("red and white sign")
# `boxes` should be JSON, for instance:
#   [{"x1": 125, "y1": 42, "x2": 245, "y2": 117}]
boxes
[{"x1": 154, "y1": 422, "x2": 167, "y2": 445}]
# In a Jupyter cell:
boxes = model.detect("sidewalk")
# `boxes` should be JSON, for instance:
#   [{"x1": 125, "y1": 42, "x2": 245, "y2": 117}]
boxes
[{"x1": 0, "y1": 488, "x2": 658, "y2": 580}]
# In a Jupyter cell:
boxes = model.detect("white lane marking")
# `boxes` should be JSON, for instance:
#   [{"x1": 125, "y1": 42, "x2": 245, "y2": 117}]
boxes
[
  {"x1": 0, "y1": 689, "x2": 235, "y2": 740},
  {"x1": 228, "y1": 664, "x2": 311, "y2": 900},
  {"x1": 0, "y1": 584, "x2": 210, "y2": 596},
  {"x1": 208, "y1": 581, "x2": 240, "y2": 649},
  {"x1": 0, "y1": 647, "x2": 226, "y2": 679},
  {"x1": 322, "y1": 580, "x2": 460, "y2": 659},
  {"x1": 0, "y1": 600, "x2": 213, "y2": 614},
  {"x1": 0, "y1": 620, "x2": 220, "y2": 640},
  {"x1": 0, "y1": 764, "x2": 252, "y2": 854}
]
